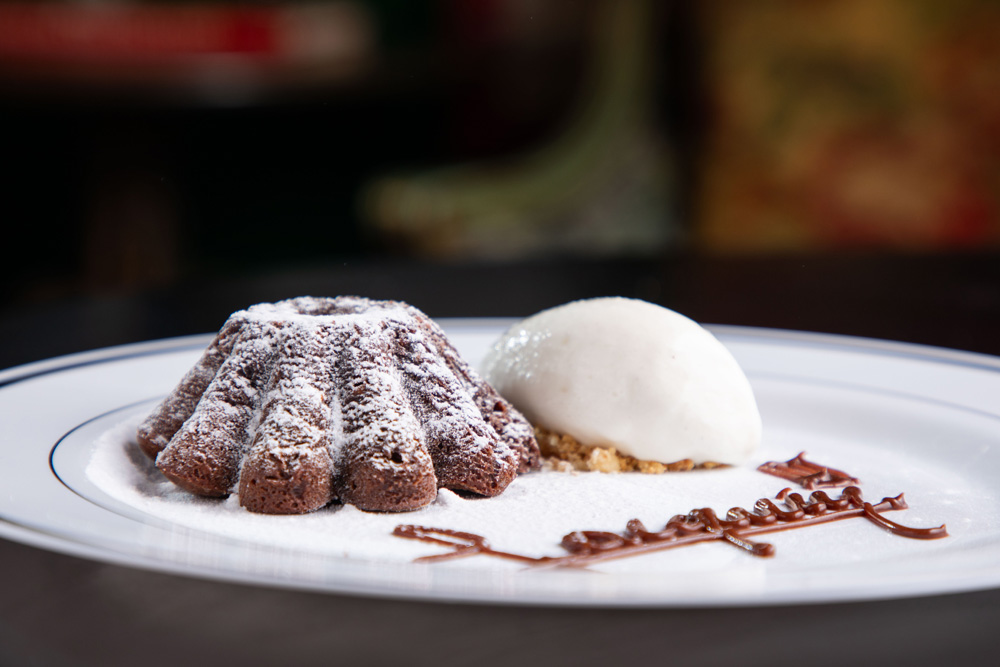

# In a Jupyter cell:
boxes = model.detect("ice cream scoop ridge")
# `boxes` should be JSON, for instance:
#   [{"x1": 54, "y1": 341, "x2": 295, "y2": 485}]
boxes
[{"x1": 481, "y1": 297, "x2": 761, "y2": 466}]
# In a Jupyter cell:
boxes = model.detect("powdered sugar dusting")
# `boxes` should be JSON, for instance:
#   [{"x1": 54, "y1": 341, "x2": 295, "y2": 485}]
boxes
[
  {"x1": 90, "y1": 409, "x2": 960, "y2": 577},
  {"x1": 91, "y1": 414, "x2": 766, "y2": 570}
]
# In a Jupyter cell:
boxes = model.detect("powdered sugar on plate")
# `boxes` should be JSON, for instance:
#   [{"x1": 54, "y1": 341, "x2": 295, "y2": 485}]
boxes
[{"x1": 82, "y1": 405, "x2": 963, "y2": 576}]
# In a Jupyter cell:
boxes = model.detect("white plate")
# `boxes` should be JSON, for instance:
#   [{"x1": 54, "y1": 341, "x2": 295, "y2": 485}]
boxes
[{"x1": 1, "y1": 322, "x2": 999, "y2": 607}]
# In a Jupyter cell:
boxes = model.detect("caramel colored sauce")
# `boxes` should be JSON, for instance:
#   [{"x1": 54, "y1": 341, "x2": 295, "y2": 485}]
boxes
[
  {"x1": 393, "y1": 486, "x2": 947, "y2": 568},
  {"x1": 757, "y1": 452, "x2": 860, "y2": 489}
]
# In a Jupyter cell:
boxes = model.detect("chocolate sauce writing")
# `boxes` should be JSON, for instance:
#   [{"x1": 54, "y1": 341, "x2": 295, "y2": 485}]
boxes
[
  {"x1": 757, "y1": 452, "x2": 860, "y2": 489},
  {"x1": 393, "y1": 486, "x2": 947, "y2": 568}
]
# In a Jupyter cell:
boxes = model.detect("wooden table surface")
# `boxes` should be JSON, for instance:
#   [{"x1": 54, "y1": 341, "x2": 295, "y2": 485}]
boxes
[{"x1": 2, "y1": 253, "x2": 998, "y2": 666}]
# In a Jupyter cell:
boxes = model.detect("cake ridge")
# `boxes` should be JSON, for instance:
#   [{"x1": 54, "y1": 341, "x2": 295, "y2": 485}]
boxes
[
  {"x1": 332, "y1": 317, "x2": 438, "y2": 511},
  {"x1": 154, "y1": 318, "x2": 283, "y2": 497},
  {"x1": 237, "y1": 320, "x2": 337, "y2": 514},
  {"x1": 392, "y1": 318, "x2": 518, "y2": 496}
]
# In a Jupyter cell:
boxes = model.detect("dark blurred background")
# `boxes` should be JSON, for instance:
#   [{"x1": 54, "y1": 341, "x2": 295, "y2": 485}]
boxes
[{"x1": 1, "y1": 0, "x2": 998, "y2": 318}]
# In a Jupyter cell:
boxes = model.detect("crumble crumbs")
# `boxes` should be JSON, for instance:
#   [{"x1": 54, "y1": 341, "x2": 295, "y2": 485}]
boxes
[{"x1": 535, "y1": 426, "x2": 726, "y2": 474}]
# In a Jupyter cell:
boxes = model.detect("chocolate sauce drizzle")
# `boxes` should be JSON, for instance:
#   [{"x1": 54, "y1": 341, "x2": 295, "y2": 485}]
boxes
[
  {"x1": 393, "y1": 486, "x2": 947, "y2": 568},
  {"x1": 757, "y1": 452, "x2": 860, "y2": 489}
]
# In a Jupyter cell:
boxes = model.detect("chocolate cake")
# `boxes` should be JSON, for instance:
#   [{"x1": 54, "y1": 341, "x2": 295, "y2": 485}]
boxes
[{"x1": 136, "y1": 296, "x2": 539, "y2": 514}]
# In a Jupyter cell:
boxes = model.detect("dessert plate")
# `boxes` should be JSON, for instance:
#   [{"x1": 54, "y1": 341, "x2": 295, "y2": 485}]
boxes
[{"x1": 1, "y1": 322, "x2": 999, "y2": 607}]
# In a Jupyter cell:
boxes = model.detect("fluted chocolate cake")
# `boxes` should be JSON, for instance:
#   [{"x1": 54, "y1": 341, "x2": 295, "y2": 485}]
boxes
[{"x1": 136, "y1": 296, "x2": 539, "y2": 514}]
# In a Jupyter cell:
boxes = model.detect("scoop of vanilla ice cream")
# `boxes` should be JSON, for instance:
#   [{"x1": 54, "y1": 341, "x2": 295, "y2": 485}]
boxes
[{"x1": 481, "y1": 297, "x2": 761, "y2": 465}]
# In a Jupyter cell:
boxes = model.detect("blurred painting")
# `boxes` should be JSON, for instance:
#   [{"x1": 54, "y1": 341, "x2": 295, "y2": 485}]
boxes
[{"x1": 696, "y1": 0, "x2": 1000, "y2": 252}]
